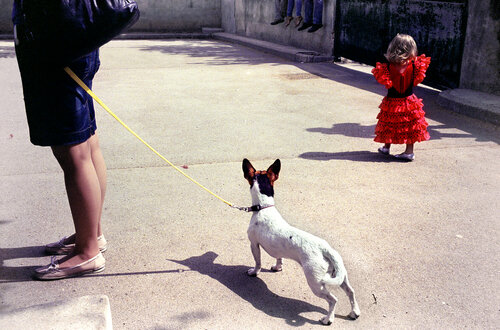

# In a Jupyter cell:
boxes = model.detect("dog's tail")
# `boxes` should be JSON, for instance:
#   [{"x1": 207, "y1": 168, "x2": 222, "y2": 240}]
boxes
[{"x1": 321, "y1": 247, "x2": 346, "y2": 287}]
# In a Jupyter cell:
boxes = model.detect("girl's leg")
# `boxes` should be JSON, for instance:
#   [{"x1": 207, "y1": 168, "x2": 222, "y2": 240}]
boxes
[
  {"x1": 404, "y1": 143, "x2": 414, "y2": 154},
  {"x1": 384, "y1": 143, "x2": 391, "y2": 149},
  {"x1": 51, "y1": 139, "x2": 102, "y2": 268}
]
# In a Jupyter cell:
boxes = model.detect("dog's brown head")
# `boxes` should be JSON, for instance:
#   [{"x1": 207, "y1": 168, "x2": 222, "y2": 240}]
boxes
[{"x1": 242, "y1": 159, "x2": 281, "y2": 197}]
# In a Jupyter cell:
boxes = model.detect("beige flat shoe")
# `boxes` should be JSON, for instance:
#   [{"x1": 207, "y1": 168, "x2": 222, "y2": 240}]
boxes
[
  {"x1": 45, "y1": 235, "x2": 108, "y2": 255},
  {"x1": 34, "y1": 253, "x2": 105, "y2": 280}
]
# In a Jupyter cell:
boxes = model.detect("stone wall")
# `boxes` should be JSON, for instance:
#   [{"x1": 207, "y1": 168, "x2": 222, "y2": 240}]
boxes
[
  {"x1": 460, "y1": 0, "x2": 500, "y2": 95},
  {"x1": 130, "y1": 0, "x2": 221, "y2": 32},
  {"x1": 1, "y1": 0, "x2": 498, "y2": 95},
  {"x1": 0, "y1": 0, "x2": 13, "y2": 32},
  {"x1": 0, "y1": 0, "x2": 222, "y2": 33},
  {"x1": 222, "y1": 0, "x2": 336, "y2": 56}
]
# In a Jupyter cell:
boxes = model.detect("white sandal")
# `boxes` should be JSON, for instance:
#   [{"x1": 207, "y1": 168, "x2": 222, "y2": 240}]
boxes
[{"x1": 378, "y1": 146, "x2": 390, "y2": 155}]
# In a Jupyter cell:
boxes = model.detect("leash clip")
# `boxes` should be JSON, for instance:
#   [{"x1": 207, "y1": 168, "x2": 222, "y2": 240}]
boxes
[
  {"x1": 230, "y1": 205, "x2": 274, "y2": 212},
  {"x1": 231, "y1": 205, "x2": 252, "y2": 212}
]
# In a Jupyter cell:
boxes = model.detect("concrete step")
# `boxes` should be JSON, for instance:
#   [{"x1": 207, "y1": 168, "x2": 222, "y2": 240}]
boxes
[{"x1": 0, "y1": 295, "x2": 112, "y2": 330}]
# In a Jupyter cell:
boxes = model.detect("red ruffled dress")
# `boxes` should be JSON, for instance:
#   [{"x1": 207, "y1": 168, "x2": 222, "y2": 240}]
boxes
[{"x1": 372, "y1": 55, "x2": 431, "y2": 144}]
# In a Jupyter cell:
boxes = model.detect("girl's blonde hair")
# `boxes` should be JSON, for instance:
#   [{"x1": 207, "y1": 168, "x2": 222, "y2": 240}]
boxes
[{"x1": 384, "y1": 34, "x2": 418, "y2": 64}]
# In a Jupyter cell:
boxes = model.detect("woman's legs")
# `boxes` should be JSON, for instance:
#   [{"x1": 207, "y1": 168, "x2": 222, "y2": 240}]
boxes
[
  {"x1": 51, "y1": 133, "x2": 106, "y2": 267},
  {"x1": 89, "y1": 134, "x2": 107, "y2": 237}
]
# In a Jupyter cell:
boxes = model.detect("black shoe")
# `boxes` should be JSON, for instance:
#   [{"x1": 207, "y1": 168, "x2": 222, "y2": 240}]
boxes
[
  {"x1": 270, "y1": 18, "x2": 284, "y2": 25},
  {"x1": 308, "y1": 24, "x2": 323, "y2": 33},
  {"x1": 298, "y1": 22, "x2": 313, "y2": 31}
]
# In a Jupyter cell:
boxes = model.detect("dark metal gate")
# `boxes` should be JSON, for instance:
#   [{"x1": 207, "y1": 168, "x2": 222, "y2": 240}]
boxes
[{"x1": 333, "y1": 0, "x2": 468, "y2": 89}]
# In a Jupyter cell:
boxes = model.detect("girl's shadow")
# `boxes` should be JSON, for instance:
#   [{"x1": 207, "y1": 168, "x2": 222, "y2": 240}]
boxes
[{"x1": 168, "y1": 251, "x2": 352, "y2": 326}]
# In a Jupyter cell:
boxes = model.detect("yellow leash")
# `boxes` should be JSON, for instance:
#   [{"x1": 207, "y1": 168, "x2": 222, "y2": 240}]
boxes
[{"x1": 64, "y1": 66, "x2": 237, "y2": 208}]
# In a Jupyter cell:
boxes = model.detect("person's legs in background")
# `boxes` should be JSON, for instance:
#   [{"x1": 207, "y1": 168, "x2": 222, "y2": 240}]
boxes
[
  {"x1": 298, "y1": 0, "x2": 313, "y2": 31},
  {"x1": 294, "y1": 0, "x2": 303, "y2": 26},
  {"x1": 271, "y1": 0, "x2": 287, "y2": 25},
  {"x1": 308, "y1": 0, "x2": 323, "y2": 32}
]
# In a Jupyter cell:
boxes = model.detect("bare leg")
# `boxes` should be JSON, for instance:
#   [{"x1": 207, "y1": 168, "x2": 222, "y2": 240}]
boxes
[
  {"x1": 89, "y1": 134, "x2": 106, "y2": 237},
  {"x1": 384, "y1": 143, "x2": 391, "y2": 149},
  {"x1": 404, "y1": 143, "x2": 414, "y2": 154},
  {"x1": 58, "y1": 134, "x2": 106, "y2": 244},
  {"x1": 51, "y1": 137, "x2": 102, "y2": 268}
]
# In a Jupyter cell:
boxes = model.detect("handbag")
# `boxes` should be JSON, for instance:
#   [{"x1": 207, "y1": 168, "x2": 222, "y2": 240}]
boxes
[{"x1": 20, "y1": 0, "x2": 140, "y2": 67}]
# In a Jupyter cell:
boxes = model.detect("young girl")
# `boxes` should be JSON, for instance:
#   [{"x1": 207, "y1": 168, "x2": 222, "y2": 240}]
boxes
[{"x1": 372, "y1": 34, "x2": 431, "y2": 161}]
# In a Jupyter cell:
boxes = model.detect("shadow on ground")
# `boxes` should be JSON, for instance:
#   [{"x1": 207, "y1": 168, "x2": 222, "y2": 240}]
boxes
[
  {"x1": 168, "y1": 251, "x2": 353, "y2": 327},
  {"x1": 0, "y1": 245, "x2": 45, "y2": 283},
  {"x1": 139, "y1": 40, "x2": 276, "y2": 66},
  {"x1": 306, "y1": 122, "x2": 476, "y2": 141},
  {"x1": 0, "y1": 46, "x2": 15, "y2": 58},
  {"x1": 139, "y1": 40, "x2": 499, "y2": 145}
]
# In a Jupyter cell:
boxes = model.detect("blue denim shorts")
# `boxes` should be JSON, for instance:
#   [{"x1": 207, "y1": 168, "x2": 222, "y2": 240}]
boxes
[{"x1": 15, "y1": 35, "x2": 100, "y2": 146}]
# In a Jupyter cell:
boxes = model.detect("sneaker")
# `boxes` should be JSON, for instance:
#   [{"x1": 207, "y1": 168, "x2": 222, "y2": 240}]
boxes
[
  {"x1": 298, "y1": 22, "x2": 313, "y2": 31},
  {"x1": 308, "y1": 24, "x2": 323, "y2": 33},
  {"x1": 34, "y1": 253, "x2": 105, "y2": 280},
  {"x1": 45, "y1": 235, "x2": 108, "y2": 255},
  {"x1": 394, "y1": 153, "x2": 415, "y2": 161}
]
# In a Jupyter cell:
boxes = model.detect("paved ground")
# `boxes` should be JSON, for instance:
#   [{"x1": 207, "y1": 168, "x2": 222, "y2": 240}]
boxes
[{"x1": 1, "y1": 38, "x2": 500, "y2": 329}]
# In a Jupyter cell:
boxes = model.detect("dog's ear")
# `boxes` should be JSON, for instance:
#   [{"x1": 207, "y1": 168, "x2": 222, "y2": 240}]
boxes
[
  {"x1": 267, "y1": 159, "x2": 281, "y2": 183},
  {"x1": 242, "y1": 158, "x2": 256, "y2": 184}
]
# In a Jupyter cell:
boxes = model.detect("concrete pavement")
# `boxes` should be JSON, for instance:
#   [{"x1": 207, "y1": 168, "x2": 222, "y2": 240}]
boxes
[{"x1": 1, "y1": 38, "x2": 499, "y2": 329}]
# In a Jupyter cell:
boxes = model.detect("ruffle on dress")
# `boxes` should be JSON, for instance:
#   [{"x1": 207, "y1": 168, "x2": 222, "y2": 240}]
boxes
[
  {"x1": 371, "y1": 54, "x2": 431, "y2": 89},
  {"x1": 371, "y1": 62, "x2": 392, "y2": 89},
  {"x1": 374, "y1": 94, "x2": 430, "y2": 144},
  {"x1": 413, "y1": 54, "x2": 431, "y2": 86}
]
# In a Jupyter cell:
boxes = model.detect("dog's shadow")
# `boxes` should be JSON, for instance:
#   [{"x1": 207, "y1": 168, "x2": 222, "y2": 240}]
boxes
[{"x1": 168, "y1": 251, "x2": 351, "y2": 326}]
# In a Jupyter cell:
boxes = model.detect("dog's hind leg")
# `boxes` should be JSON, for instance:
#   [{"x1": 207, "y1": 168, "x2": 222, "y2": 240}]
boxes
[
  {"x1": 247, "y1": 242, "x2": 262, "y2": 276},
  {"x1": 271, "y1": 258, "x2": 283, "y2": 272},
  {"x1": 341, "y1": 275, "x2": 360, "y2": 319},
  {"x1": 307, "y1": 274, "x2": 338, "y2": 325}
]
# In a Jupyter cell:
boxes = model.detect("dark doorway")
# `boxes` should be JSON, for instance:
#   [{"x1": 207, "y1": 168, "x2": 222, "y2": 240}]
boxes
[{"x1": 334, "y1": 0, "x2": 468, "y2": 89}]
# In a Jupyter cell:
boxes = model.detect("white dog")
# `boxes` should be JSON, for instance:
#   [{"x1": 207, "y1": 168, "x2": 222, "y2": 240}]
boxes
[{"x1": 242, "y1": 159, "x2": 360, "y2": 325}]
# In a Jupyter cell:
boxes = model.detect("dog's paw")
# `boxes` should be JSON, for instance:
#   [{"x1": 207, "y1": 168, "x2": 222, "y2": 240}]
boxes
[
  {"x1": 320, "y1": 316, "x2": 332, "y2": 326},
  {"x1": 247, "y1": 268, "x2": 259, "y2": 277},
  {"x1": 348, "y1": 310, "x2": 360, "y2": 320},
  {"x1": 270, "y1": 265, "x2": 282, "y2": 272}
]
